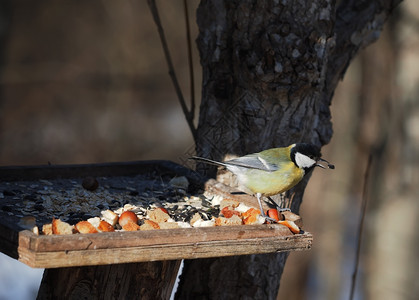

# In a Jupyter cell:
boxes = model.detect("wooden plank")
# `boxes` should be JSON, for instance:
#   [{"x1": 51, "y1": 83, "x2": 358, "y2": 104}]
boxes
[
  {"x1": 0, "y1": 223, "x2": 19, "y2": 259},
  {"x1": 20, "y1": 223, "x2": 293, "y2": 252},
  {"x1": 19, "y1": 232, "x2": 312, "y2": 269},
  {"x1": 17, "y1": 224, "x2": 312, "y2": 268}
]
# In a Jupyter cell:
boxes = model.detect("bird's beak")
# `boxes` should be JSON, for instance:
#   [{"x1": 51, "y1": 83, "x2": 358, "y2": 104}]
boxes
[{"x1": 316, "y1": 158, "x2": 335, "y2": 169}]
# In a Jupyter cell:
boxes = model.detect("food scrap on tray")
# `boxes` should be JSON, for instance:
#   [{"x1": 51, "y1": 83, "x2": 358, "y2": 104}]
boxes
[{"x1": 0, "y1": 174, "x2": 303, "y2": 235}]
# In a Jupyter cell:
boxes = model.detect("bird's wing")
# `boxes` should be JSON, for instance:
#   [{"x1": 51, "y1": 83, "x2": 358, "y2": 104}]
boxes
[
  {"x1": 225, "y1": 154, "x2": 279, "y2": 172},
  {"x1": 189, "y1": 156, "x2": 228, "y2": 167}
]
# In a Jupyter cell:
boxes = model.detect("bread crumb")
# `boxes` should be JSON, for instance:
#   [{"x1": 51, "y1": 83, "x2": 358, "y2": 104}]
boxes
[
  {"x1": 158, "y1": 222, "x2": 179, "y2": 229},
  {"x1": 122, "y1": 220, "x2": 140, "y2": 231},
  {"x1": 87, "y1": 217, "x2": 101, "y2": 229},
  {"x1": 42, "y1": 223, "x2": 53, "y2": 235},
  {"x1": 215, "y1": 215, "x2": 243, "y2": 226},
  {"x1": 32, "y1": 226, "x2": 39, "y2": 235},
  {"x1": 278, "y1": 220, "x2": 301, "y2": 234},
  {"x1": 176, "y1": 221, "x2": 192, "y2": 228},
  {"x1": 52, "y1": 218, "x2": 75, "y2": 235},
  {"x1": 75, "y1": 221, "x2": 98, "y2": 234},
  {"x1": 190, "y1": 213, "x2": 202, "y2": 226},
  {"x1": 98, "y1": 220, "x2": 115, "y2": 232},
  {"x1": 243, "y1": 208, "x2": 265, "y2": 225},
  {"x1": 221, "y1": 207, "x2": 241, "y2": 218},
  {"x1": 235, "y1": 203, "x2": 252, "y2": 213},
  {"x1": 209, "y1": 194, "x2": 223, "y2": 206},
  {"x1": 101, "y1": 209, "x2": 118, "y2": 226},
  {"x1": 191, "y1": 219, "x2": 215, "y2": 227},
  {"x1": 140, "y1": 220, "x2": 160, "y2": 231},
  {"x1": 148, "y1": 208, "x2": 170, "y2": 223},
  {"x1": 220, "y1": 198, "x2": 240, "y2": 210}
]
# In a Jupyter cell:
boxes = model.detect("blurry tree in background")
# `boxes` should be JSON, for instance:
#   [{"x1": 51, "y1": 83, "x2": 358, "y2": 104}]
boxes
[{"x1": 0, "y1": 1, "x2": 418, "y2": 300}]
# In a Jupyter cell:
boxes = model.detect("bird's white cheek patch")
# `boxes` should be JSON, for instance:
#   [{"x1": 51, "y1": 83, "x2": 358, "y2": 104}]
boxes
[{"x1": 295, "y1": 152, "x2": 316, "y2": 169}]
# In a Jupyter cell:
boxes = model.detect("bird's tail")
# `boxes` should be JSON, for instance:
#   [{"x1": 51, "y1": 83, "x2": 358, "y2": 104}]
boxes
[{"x1": 189, "y1": 156, "x2": 227, "y2": 168}]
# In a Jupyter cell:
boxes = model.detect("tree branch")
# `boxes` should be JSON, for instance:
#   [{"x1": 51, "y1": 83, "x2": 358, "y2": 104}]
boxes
[
  {"x1": 349, "y1": 154, "x2": 373, "y2": 300},
  {"x1": 183, "y1": 0, "x2": 196, "y2": 125},
  {"x1": 147, "y1": 0, "x2": 197, "y2": 141},
  {"x1": 327, "y1": 0, "x2": 403, "y2": 94}
]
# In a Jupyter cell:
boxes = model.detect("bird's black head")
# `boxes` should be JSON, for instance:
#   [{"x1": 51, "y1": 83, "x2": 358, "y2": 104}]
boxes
[{"x1": 290, "y1": 143, "x2": 334, "y2": 171}]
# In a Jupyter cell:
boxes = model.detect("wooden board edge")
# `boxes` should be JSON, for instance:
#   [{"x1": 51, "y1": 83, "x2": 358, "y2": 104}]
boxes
[
  {"x1": 23, "y1": 224, "x2": 300, "y2": 252},
  {"x1": 0, "y1": 222, "x2": 20, "y2": 259},
  {"x1": 18, "y1": 233, "x2": 313, "y2": 269}
]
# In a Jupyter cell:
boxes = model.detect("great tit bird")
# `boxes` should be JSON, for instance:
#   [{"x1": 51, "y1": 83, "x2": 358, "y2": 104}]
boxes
[{"x1": 191, "y1": 143, "x2": 334, "y2": 220}]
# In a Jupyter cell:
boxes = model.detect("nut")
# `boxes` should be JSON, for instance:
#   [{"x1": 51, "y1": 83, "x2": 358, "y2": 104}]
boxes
[
  {"x1": 119, "y1": 211, "x2": 138, "y2": 227},
  {"x1": 82, "y1": 177, "x2": 99, "y2": 191}
]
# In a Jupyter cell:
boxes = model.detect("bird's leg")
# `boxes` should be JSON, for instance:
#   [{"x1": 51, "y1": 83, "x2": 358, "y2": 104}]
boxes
[
  {"x1": 280, "y1": 193, "x2": 286, "y2": 207},
  {"x1": 281, "y1": 193, "x2": 291, "y2": 212},
  {"x1": 256, "y1": 193, "x2": 278, "y2": 223},
  {"x1": 280, "y1": 193, "x2": 292, "y2": 212},
  {"x1": 267, "y1": 196, "x2": 291, "y2": 212},
  {"x1": 256, "y1": 193, "x2": 265, "y2": 214}
]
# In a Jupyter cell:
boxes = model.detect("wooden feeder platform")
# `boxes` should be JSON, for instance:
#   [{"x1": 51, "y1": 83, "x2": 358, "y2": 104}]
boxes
[{"x1": 0, "y1": 161, "x2": 312, "y2": 299}]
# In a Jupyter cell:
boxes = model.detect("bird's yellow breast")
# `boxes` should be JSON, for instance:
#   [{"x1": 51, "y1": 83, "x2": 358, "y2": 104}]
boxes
[{"x1": 237, "y1": 161, "x2": 305, "y2": 196}]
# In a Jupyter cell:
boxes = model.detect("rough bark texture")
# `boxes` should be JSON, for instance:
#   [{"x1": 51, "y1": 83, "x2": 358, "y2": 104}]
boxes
[
  {"x1": 176, "y1": 0, "x2": 402, "y2": 299},
  {"x1": 37, "y1": 260, "x2": 181, "y2": 300}
]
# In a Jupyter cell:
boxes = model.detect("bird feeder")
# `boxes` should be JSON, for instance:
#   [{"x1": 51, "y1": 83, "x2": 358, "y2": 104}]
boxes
[{"x1": 0, "y1": 161, "x2": 312, "y2": 298}]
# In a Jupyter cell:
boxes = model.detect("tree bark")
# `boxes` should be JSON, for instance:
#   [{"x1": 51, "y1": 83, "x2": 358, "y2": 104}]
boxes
[
  {"x1": 176, "y1": 0, "x2": 402, "y2": 299},
  {"x1": 37, "y1": 260, "x2": 181, "y2": 300}
]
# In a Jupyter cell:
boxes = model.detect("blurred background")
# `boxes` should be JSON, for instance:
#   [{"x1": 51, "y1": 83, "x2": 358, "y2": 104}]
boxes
[{"x1": 0, "y1": 1, "x2": 417, "y2": 299}]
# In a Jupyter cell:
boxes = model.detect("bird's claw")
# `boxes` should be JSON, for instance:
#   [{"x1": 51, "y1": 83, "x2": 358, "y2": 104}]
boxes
[{"x1": 262, "y1": 215, "x2": 278, "y2": 224}]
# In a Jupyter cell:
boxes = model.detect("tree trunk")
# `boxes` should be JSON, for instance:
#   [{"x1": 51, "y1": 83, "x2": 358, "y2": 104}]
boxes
[
  {"x1": 176, "y1": 0, "x2": 402, "y2": 299},
  {"x1": 37, "y1": 261, "x2": 181, "y2": 300}
]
